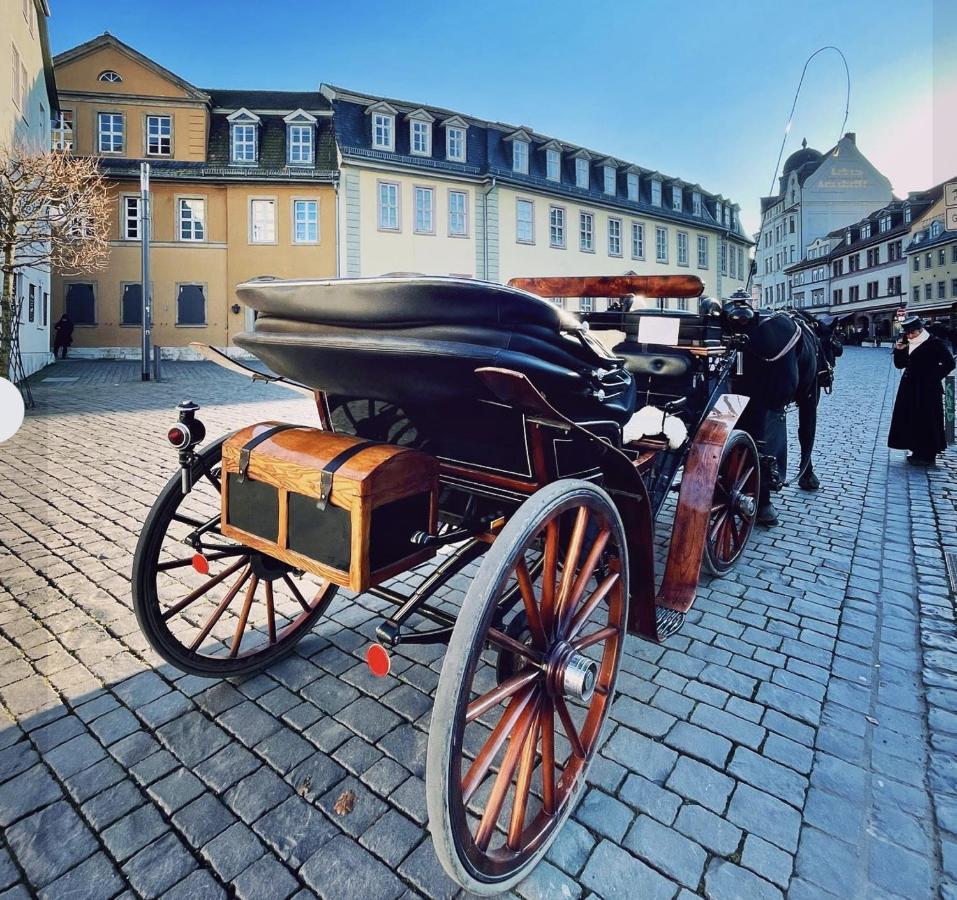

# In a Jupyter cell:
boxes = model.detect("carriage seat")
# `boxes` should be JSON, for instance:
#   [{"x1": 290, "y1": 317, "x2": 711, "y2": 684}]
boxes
[
  {"x1": 611, "y1": 341, "x2": 696, "y2": 412},
  {"x1": 233, "y1": 276, "x2": 637, "y2": 425}
]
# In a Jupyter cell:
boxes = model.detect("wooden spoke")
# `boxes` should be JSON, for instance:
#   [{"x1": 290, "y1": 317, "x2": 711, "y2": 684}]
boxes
[
  {"x1": 488, "y1": 628, "x2": 543, "y2": 664},
  {"x1": 734, "y1": 465, "x2": 756, "y2": 495},
  {"x1": 474, "y1": 695, "x2": 541, "y2": 851},
  {"x1": 506, "y1": 707, "x2": 542, "y2": 850},
  {"x1": 710, "y1": 503, "x2": 725, "y2": 515},
  {"x1": 283, "y1": 575, "x2": 312, "y2": 613},
  {"x1": 466, "y1": 668, "x2": 540, "y2": 723},
  {"x1": 228, "y1": 574, "x2": 260, "y2": 658},
  {"x1": 156, "y1": 549, "x2": 246, "y2": 572},
  {"x1": 161, "y1": 558, "x2": 247, "y2": 620},
  {"x1": 566, "y1": 571, "x2": 620, "y2": 642},
  {"x1": 265, "y1": 581, "x2": 277, "y2": 645},
  {"x1": 560, "y1": 526, "x2": 611, "y2": 636},
  {"x1": 462, "y1": 685, "x2": 536, "y2": 804},
  {"x1": 188, "y1": 565, "x2": 251, "y2": 651},
  {"x1": 554, "y1": 695, "x2": 585, "y2": 759},
  {"x1": 709, "y1": 510, "x2": 728, "y2": 544},
  {"x1": 555, "y1": 507, "x2": 589, "y2": 626},
  {"x1": 541, "y1": 697, "x2": 556, "y2": 814},
  {"x1": 514, "y1": 558, "x2": 546, "y2": 647},
  {"x1": 572, "y1": 624, "x2": 619, "y2": 652},
  {"x1": 540, "y1": 520, "x2": 559, "y2": 637}
]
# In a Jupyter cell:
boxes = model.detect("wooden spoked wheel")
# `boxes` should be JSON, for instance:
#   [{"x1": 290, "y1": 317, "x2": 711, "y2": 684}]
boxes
[
  {"x1": 132, "y1": 438, "x2": 336, "y2": 678},
  {"x1": 427, "y1": 479, "x2": 628, "y2": 894},
  {"x1": 702, "y1": 430, "x2": 760, "y2": 576}
]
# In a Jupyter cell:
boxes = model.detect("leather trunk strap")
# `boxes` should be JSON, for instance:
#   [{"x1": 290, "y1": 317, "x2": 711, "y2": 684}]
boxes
[
  {"x1": 238, "y1": 423, "x2": 303, "y2": 481},
  {"x1": 316, "y1": 440, "x2": 383, "y2": 510}
]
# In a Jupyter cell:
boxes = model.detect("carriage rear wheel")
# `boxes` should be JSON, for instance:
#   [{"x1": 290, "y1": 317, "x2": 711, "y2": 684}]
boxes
[
  {"x1": 132, "y1": 438, "x2": 337, "y2": 678},
  {"x1": 427, "y1": 480, "x2": 628, "y2": 894},
  {"x1": 702, "y1": 429, "x2": 760, "y2": 576}
]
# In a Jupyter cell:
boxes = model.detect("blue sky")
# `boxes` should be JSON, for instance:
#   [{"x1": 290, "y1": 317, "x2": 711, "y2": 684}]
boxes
[{"x1": 50, "y1": 0, "x2": 950, "y2": 235}]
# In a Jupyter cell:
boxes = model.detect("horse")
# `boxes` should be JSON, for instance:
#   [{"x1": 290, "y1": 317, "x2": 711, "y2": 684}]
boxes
[{"x1": 720, "y1": 292, "x2": 842, "y2": 526}]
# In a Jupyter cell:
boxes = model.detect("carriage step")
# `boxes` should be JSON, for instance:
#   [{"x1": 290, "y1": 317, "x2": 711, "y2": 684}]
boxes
[{"x1": 655, "y1": 605, "x2": 685, "y2": 640}]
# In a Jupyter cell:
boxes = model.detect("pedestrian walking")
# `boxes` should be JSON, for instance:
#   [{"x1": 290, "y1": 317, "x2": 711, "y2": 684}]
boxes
[
  {"x1": 888, "y1": 315, "x2": 956, "y2": 466},
  {"x1": 52, "y1": 313, "x2": 74, "y2": 359}
]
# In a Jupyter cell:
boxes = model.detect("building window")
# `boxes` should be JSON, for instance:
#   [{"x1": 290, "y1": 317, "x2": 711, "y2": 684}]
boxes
[
  {"x1": 939, "y1": 249, "x2": 947, "y2": 266},
  {"x1": 913, "y1": 256, "x2": 920, "y2": 272},
  {"x1": 575, "y1": 158, "x2": 589, "y2": 189},
  {"x1": 513, "y1": 140, "x2": 529, "y2": 174},
  {"x1": 651, "y1": 179, "x2": 662, "y2": 207},
  {"x1": 293, "y1": 199, "x2": 319, "y2": 243},
  {"x1": 720, "y1": 242, "x2": 727, "y2": 275},
  {"x1": 608, "y1": 217, "x2": 622, "y2": 256},
  {"x1": 866, "y1": 281, "x2": 878, "y2": 300},
  {"x1": 146, "y1": 115, "x2": 172, "y2": 156},
  {"x1": 861, "y1": 223, "x2": 871, "y2": 239},
  {"x1": 546, "y1": 149, "x2": 561, "y2": 182},
  {"x1": 925, "y1": 283, "x2": 932, "y2": 301},
  {"x1": 888, "y1": 276, "x2": 901, "y2": 296},
  {"x1": 446, "y1": 126, "x2": 466, "y2": 162},
  {"x1": 414, "y1": 187, "x2": 435, "y2": 234},
  {"x1": 866, "y1": 247, "x2": 880, "y2": 267},
  {"x1": 411, "y1": 120, "x2": 431, "y2": 156},
  {"x1": 912, "y1": 286, "x2": 919, "y2": 302},
  {"x1": 655, "y1": 226, "x2": 667, "y2": 263},
  {"x1": 178, "y1": 198, "x2": 206, "y2": 242},
  {"x1": 516, "y1": 199, "x2": 534, "y2": 244},
  {"x1": 939, "y1": 281, "x2": 947, "y2": 300},
  {"x1": 677, "y1": 231, "x2": 689, "y2": 266},
  {"x1": 98, "y1": 113, "x2": 123, "y2": 153},
  {"x1": 697, "y1": 235, "x2": 708, "y2": 268},
  {"x1": 65, "y1": 283, "x2": 95, "y2": 325},
  {"x1": 849, "y1": 254, "x2": 860, "y2": 273},
  {"x1": 177, "y1": 284, "x2": 206, "y2": 325},
  {"x1": 52, "y1": 110, "x2": 73, "y2": 150},
  {"x1": 631, "y1": 222, "x2": 644, "y2": 259},
  {"x1": 123, "y1": 196, "x2": 140, "y2": 240},
  {"x1": 288, "y1": 124, "x2": 314, "y2": 164},
  {"x1": 231, "y1": 124, "x2": 257, "y2": 163},
  {"x1": 789, "y1": 216, "x2": 795, "y2": 233},
  {"x1": 121, "y1": 283, "x2": 143, "y2": 326},
  {"x1": 579, "y1": 297, "x2": 594, "y2": 314},
  {"x1": 448, "y1": 190, "x2": 468, "y2": 236},
  {"x1": 604, "y1": 166, "x2": 616, "y2": 196},
  {"x1": 549, "y1": 206, "x2": 565, "y2": 248},
  {"x1": 952, "y1": 278, "x2": 957, "y2": 297},
  {"x1": 729, "y1": 243, "x2": 737, "y2": 277},
  {"x1": 833, "y1": 289, "x2": 842, "y2": 304},
  {"x1": 372, "y1": 113, "x2": 394, "y2": 150},
  {"x1": 26, "y1": 283, "x2": 35, "y2": 323},
  {"x1": 627, "y1": 173, "x2": 639, "y2": 202},
  {"x1": 879, "y1": 215, "x2": 891, "y2": 232},
  {"x1": 953, "y1": 245, "x2": 957, "y2": 264},
  {"x1": 98, "y1": 70, "x2": 122, "y2": 83},
  {"x1": 849, "y1": 285, "x2": 859, "y2": 303},
  {"x1": 926, "y1": 252, "x2": 933, "y2": 267},
  {"x1": 249, "y1": 198, "x2": 276, "y2": 242},
  {"x1": 377, "y1": 182, "x2": 399, "y2": 231},
  {"x1": 738, "y1": 247, "x2": 745, "y2": 278},
  {"x1": 672, "y1": 186, "x2": 682, "y2": 212},
  {"x1": 579, "y1": 212, "x2": 594, "y2": 252}
]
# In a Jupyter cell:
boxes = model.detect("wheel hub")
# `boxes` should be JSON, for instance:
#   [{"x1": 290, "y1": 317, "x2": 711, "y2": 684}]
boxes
[
  {"x1": 735, "y1": 494, "x2": 756, "y2": 517},
  {"x1": 546, "y1": 641, "x2": 600, "y2": 703}
]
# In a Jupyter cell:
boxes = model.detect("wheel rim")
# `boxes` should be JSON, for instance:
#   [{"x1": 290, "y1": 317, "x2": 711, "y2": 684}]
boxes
[
  {"x1": 449, "y1": 497, "x2": 626, "y2": 880},
  {"x1": 707, "y1": 438, "x2": 758, "y2": 569},
  {"x1": 142, "y1": 445, "x2": 334, "y2": 667}
]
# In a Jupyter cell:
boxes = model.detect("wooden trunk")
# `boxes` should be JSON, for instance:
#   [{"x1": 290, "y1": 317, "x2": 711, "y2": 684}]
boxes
[{"x1": 221, "y1": 423, "x2": 439, "y2": 592}]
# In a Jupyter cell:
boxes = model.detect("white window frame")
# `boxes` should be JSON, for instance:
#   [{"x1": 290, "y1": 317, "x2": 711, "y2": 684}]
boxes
[
  {"x1": 692, "y1": 192, "x2": 702, "y2": 216},
  {"x1": 178, "y1": 197, "x2": 206, "y2": 242},
  {"x1": 626, "y1": 173, "x2": 639, "y2": 202},
  {"x1": 98, "y1": 70, "x2": 122, "y2": 83},
  {"x1": 549, "y1": 205, "x2": 566, "y2": 248},
  {"x1": 377, "y1": 181, "x2": 400, "y2": 232},
  {"x1": 603, "y1": 166, "x2": 616, "y2": 196},
  {"x1": 446, "y1": 126, "x2": 466, "y2": 162},
  {"x1": 249, "y1": 197, "x2": 277, "y2": 244},
  {"x1": 697, "y1": 235, "x2": 708, "y2": 269},
  {"x1": 122, "y1": 195, "x2": 140, "y2": 241},
  {"x1": 608, "y1": 217, "x2": 622, "y2": 257},
  {"x1": 673, "y1": 187, "x2": 683, "y2": 212},
  {"x1": 146, "y1": 114, "x2": 172, "y2": 156},
  {"x1": 447, "y1": 189, "x2": 468, "y2": 237},
  {"x1": 97, "y1": 112, "x2": 124, "y2": 153},
  {"x1": 579, "y1": 297, "x2": 594, "y2": 314},
  {"x1": 650, "y1": 180, "x2": 662, "y2": 207},
  {"x1": 579, "y1": 211, "x2": 594, "y2": 252},
  {"x1": 546, "y1": 149, "x2": 561, "y2": 182},
  {"x1": 292, "y1": 198, "x2": 319, "y2": 244},
  {"x1": 631, "y1": 222, "x2": 645, "y2": 259},
  {"x1": 655, "y1": 226, "x2": 668, "y2": 263},
  {"x1": 411, "y1": 120, "x2": 432, "y2": 156},
  {"x1": 512, "y1": 139, "x2": 529, "y2": 174},
  {"x1": 288, "y1": 124, "x2": 314, "y2": 165},
  {"x1": 414, "y1": 186, "x2": 435, "y2": 235},
  {"x1": 372, "y1": 113, "x2": 395, "y2": 151},
  {"x1": 231, "y1": 123, "x2": 257, "y2": 164},
  {"x1": 575, "y1": 158, "x2": 589, "y2": 189},
  {"x1": 52, "y1": 109, "x2": 73, "y2": 150},
  {"x1": 677, "y1": 231, "x2": 689, "y2": 266},
  {"x1": 516, "y1": 198, "x2": 535, "y2": 244}
]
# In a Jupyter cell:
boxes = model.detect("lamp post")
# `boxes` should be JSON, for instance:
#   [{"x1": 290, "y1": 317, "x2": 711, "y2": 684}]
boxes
[{"x1": 140, "y1": 162, "x2": 152, "y2": 381}]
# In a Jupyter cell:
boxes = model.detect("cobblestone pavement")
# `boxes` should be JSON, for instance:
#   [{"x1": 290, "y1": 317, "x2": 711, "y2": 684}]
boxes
[{"x1": 1, "y1": 348, "x2": 955, "y2": 899}]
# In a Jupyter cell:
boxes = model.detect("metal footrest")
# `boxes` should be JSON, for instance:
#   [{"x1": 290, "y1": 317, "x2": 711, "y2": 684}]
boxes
[{"x1": 655, "y1": 605, "x2": 685, "y2": 640}]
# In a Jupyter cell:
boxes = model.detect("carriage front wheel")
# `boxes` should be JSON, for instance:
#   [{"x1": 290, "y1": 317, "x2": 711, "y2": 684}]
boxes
[
  {"x1": 702, "y1": 429, "x2": 760, "y2": 576},
  {"x1": 426, "y1": 479, "x2": 628, "y2": 894}
]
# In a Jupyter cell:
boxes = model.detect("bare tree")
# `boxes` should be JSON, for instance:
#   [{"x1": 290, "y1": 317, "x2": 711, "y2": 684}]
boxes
[{"x1": 0, "y1": 146, "x2": 111, "y2": 375}]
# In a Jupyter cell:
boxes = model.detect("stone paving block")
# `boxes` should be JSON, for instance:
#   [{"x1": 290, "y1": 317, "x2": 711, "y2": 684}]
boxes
[
  {"x1": 172, "y1": 793, "x2": 236, "y2": 848},
  {"x1": 42, "y1": 733, "x2": 107, "y2": 780},
  {"x1": 810, "y1": 752, "x2": 868, "y2": 800},
  {"x1": 147, "y1": 768, "x2": 205, "y2": 815},
  {"x1": 286, "y1": 753, "x2": 347, "y2": 803},
  {"x1": 625, "y1": 814, "x2": 706, "y2": 889},
  {"x1": 6, "y1": 800, "x2": 98, "y2": 888},
  {"x1": 0, "y1": 763, "x2": 62, "y2": 827},
  {"x1": 156, "y1": 712, "x2": 230, "y2": 767},
  {"x1": 801, "y1": 786, "x2": 866, "y2": 842},
  {"x1": 867, "y1": 835, "x2": 933, "y2": 898},
  {"x1": 705, "y1": 858, "x2": 783, "y2": 900},
  {"x1": 665, "y1": 720, "x2": 731, "y2": 768},
  {"x1": 690, "y1": 702, "x2": 766, "y2": 750},
  {"x1": 728, "y1": 746, "x2": 807, "y2": 807},
  {"x1": 673, "y1": 804, "x2": 742, "y2": 857},
  {"x1": 195, "y1": 743, "x2": 261, "y2": 793},
  {"x1": 602, "y1": 727, "x2": 678, "y2": 784},
  {"x1": 727, "y1": 783, "x2": 801, "y2": 852},
  {"x1": 580, "y1": 839, "x2": 677, "y2": 900},
  {"x1": 763, "y1": 732, "x2": 814, "y2": 775},
  {"x1": 741, "y1": 833, "x2": 792, "y2": 889},
  {"x1": 574, "y1": 788, "x2": 633, "y2": 842},
  {"x1": 795, "y1": 826, "x2": 861, "y2": 890},
  {"x1": 199, "y1": 821, "x2": 264, "y2": 881},
  {"x1": 256, "y1": 729, "x2": 315, "y2": 775},
  {"x1": 102, "y1": 802, "x2": 169, "y2": 862},
  {"x1": 397, "y1": 840, "x2": 460, "y2": 900},
  {"x1": 253, "y1": 794, "x2": 338, "y2": 868},
  {"x1": 618, "y1": 773, "x2": 681, "y2": 825},
  {"x1": 516, "y1": 858, "x2": 582, "y2": 900},
  {"x1": 666, "y1": 756, "x2": 734, "y2": 813},
  {"x1": 122, "y1": 831, "x2": 197, "y2": 899},
  {"x1": 160, "y1": 868, "x2": 227, "y2": 900},
  {"x1": 224, "y1": 767, "x2": 293, "y2": 824},
  {"x1": 0, "y1": 850, "x2": 16, "y2": 892},
  {"x1": 301, "y1": 833, "x2": 405, "y2": 900},
  {"x1": 36, "y1": 851, "x2": 124, "y2": 900},
  {"x1": 129, "y1": 749, "x2": 180, "y2": 786},
  {"x1": 545, "y1": 818, "x2": 595, "y2": 876},
  {"x1": 358, "y1": 808, "x2": 421, "y2": 867},
  {"x1": 231, "y1": 856, "x2": 299, "y2": 900}
]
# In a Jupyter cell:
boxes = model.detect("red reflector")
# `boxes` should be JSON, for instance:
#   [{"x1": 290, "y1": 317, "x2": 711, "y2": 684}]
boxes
[
  {"x1": 366, "y1": 643, "x2": 391, "y2": 678},
  {"x1": 191, "y1": 553, "x2": 209, "y2": 575},
  {"x1": 168, "y1": 426, "x2": 188, "y2": 447}
]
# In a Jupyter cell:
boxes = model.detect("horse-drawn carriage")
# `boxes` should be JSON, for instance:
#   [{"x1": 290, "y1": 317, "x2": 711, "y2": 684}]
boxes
[{"x1": 132, "y1": 273, "x2": 762, "y2": 893}]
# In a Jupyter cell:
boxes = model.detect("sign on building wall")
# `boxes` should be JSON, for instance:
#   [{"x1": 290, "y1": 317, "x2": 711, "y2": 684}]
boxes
[{"x1": 946, "y1": 182, "x2": 957, "y2": 230}]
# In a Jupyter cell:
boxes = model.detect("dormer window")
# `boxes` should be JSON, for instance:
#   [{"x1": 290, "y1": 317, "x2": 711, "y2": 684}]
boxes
[
  {"x1": 672, "y1": 186, "x2": 682, "y2": 212},
  {"x1": 879, "y1": 214, "x2": 892, "y2": 233},
  {"x1": 723, "y1": 205, "x2": 730, "y2": 228},
  {"x1": 904, "y1": 206, "x2": 912, "y2": 224},
  {"x1": 284, "y1": 110, "x2": 317, "y2": 166},
  {"x1": 651, "y1": 179, "x2": 662, "y2": 207},
  {"x1": 513, "y1": 139, "x2": 529, "y2": 174},
  {"x1": 861, "y1": 223, "x2": 871, "y2": 239},
  {"x1": 845, "y1": 229, "x2": 852, "y2": 244},
  {"x1": 406, "y1": 109, "x2": 435, "y2": 157},
  {"x1": 575, "y1": 157, "x2": 590, "y2": 189},
  {"x1": 228, "y1": 108, "x2": 261, "y2": 165},
  {"x1": 931, "y1": 220, "x2": 943, "y2": 238},
  {"x1": 603, "y1": 165, "x2": 616, "y2": 196},
  {"x1": 98, "y1": 70, "x2": 122, "y2": 83},
  {"x1": 366, "y1": 102, "x2": 398, "y2": 152},
  {"x1": 546, "y1": 148, "x2": 561, "y2": 182},
  {"x1": 443, "y1": 116, "x2": 468, "y2": 162},
  {"x1": 692, "y1": 192, "x2": 702, "y2": 216},
  {"x1": 627, "y1": 173, "x2": 639, "y2": 201}
]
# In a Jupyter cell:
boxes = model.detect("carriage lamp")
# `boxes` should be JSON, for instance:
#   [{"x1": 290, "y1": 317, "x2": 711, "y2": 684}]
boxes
[{"x1": 169, "y1": 401, "x2": 206, "y2": 494}]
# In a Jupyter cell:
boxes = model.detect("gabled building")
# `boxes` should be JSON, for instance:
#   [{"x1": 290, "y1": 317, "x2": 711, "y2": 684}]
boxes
[
  {"x1": 754, "y1": 134, "x2": 893, "y2": 308},
  {"x1": 906, "y1": 186, "x2": 957, "y2": 322},
  {"x1": 3, "y1": 0, "x2": 58, "y2": 377},
  {"x1": 784, "y1": 234, "x2": 838, "y2": 312},
  {"x1": 322, "y1": 84, "x2": 752, "y2": 312},
  {"x1": 51, "y1": 34, "x2": 337, "y2": 357}
]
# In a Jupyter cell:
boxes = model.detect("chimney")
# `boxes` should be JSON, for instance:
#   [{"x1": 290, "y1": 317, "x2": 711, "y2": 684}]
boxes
[{"x1": 844, "y1": 132, "x2": 856, "y2": 144}]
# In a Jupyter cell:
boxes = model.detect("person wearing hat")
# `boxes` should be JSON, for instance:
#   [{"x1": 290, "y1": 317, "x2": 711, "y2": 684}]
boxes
[{"x1": 887, "y1": 315, "x2": 955, "y2": 465}]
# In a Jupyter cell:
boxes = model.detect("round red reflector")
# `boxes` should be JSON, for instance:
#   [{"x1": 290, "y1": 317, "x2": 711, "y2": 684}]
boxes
[
  {"x1": 191, "y1": 553, "x2": 209, "y2": 575},
  {"x1": 366, "y1": 643, "x2": 391, "y2": 678},
  {"x1": 168, "y1": 425, "x2": 188, "y2": 447}
]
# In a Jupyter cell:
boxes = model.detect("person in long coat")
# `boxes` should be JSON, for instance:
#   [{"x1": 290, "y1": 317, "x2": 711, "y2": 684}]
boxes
[
  {"x1": 52, "y1": 313, "x2": 74, "y2": 359},
  {"x1": 888, "y1": 315, "x2": 956, "y2": 465}
]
